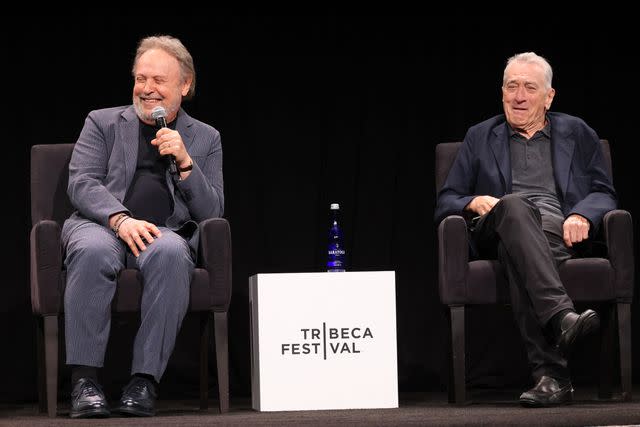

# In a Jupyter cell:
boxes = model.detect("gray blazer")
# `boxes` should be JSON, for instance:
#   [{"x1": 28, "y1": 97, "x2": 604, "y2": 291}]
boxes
[{"x1": 62, "y1": 105, "x2": 224, "y2": 253}]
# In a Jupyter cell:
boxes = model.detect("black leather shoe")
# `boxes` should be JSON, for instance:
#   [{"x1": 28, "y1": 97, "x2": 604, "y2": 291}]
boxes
[
  {"x1": 115, "y1": 376, "x2": 157, "y2": 417},
  {"x1": 69, "y1": 377, "x2": 110, "y2": 418},
  {"x1": 557, "y1": 309, "x2": 600, "y2": 356},
  {"x1": 519, "y1": 376, "x2": 573, "y2": 407}
]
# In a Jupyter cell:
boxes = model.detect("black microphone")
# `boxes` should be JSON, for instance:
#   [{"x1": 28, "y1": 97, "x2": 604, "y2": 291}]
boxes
[{"x1": 151, "y1": 106, "x2": 178, "y2": 175}]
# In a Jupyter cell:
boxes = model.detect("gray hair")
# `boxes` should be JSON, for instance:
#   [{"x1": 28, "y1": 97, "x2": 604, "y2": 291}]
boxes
[
  {"x1": 503, "y1": 52, "x2": 553, "y2": 90},
  {"x1": 132, "y1": 35, "x2": 196, "y2": 100}
]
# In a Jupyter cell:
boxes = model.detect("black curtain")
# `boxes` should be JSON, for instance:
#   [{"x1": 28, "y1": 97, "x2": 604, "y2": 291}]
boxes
[{"x1": 3, "y1": 14, "x2": 638, "y2": 401}]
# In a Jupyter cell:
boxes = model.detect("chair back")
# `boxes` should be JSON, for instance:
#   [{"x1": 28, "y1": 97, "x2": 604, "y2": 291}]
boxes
[
  {"x1": 435, "y1": 140, "x2": 612, "y2": 192},
  {"x1": 434, "y1": 142, "x2": 461, "y2": 192},
  {"x1": 30, "y1": 144, "x2": 75, "y2": 226}
]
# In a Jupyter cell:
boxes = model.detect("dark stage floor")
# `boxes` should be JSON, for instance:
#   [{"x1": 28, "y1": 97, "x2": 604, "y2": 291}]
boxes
[{"x1": 1, "y1": 389, "x2": 639, "y2": 426}]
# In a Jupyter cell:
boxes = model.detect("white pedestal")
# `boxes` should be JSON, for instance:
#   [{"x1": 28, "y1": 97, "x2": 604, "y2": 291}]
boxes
[{"x1": 249, "y1": 271, "x2": 398, "y2": 411}]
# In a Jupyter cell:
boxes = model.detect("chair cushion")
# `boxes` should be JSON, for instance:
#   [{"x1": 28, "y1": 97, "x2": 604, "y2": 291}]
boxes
[
  {"x1": 465, "y1": 260, "x2": 510, "y2": 304},
  {"x1": 559, "y1": 258, "x2": 614, "y2": 301},
  {"x1": 463, "y1": 258, "x2": 614, "y2": 305}
]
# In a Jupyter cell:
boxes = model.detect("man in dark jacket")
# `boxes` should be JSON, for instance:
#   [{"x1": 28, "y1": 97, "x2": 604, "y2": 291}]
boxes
[{"x1": 435, "y1": 52, "x2": 615, "y2": 407}]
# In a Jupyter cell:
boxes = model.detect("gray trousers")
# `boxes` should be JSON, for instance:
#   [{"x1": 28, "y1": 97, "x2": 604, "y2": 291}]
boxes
[
  {"x1": 63, "y1": 222, "x2": 194, "y2": 382},
  {"x1": 473, "y1": 194, "x2": 575, "y2": 381}
]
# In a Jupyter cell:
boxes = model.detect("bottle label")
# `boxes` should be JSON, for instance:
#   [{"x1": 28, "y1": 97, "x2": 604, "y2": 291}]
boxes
[
  {"x1": 327, "y1": 258, "x2": 345, "y2": 272},
  {"x1": 327, "y1": 208, "x2": 345, "y2": 272}
]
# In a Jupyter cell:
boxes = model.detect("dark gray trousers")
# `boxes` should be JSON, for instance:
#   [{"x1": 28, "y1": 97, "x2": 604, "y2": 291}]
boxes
[
  {"x1": 63, "y1": 222, "x2": 194, "y2": 382},
  {"x1": 473, "y1": 194, "x2": 575, "y2": 381}
]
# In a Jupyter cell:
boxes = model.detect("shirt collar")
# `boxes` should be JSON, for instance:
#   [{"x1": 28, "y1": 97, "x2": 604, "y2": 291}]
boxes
[{"x1": 507, "y1": 116, "x2": 551, "y2": 139}]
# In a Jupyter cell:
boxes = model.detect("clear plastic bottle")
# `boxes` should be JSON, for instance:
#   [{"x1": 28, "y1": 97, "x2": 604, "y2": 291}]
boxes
[{"x1": 327, "y1": 203, "x2": 346, "y2": 272}]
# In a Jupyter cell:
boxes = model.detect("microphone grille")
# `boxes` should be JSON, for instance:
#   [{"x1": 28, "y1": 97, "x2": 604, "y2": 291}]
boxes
[{"x1": 151, "y1": 106, "x2": 166, "y2": 119}]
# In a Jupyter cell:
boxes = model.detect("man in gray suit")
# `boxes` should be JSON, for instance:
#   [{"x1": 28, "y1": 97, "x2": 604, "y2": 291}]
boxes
[{"x1": 63, "y1": 35, "x2": 224, "y2": 418}]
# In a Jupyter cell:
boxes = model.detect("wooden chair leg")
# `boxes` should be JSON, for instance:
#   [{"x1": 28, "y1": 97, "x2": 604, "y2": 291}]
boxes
[
  {"x1": 44, "y1": 315, "x2": 59, "y2": 417},
  {"x1": 598, "y1": 303, "x2": 614, "y2": 399},
  {"x1": 214, "y1": 311, "x2": 229, "y2": 413},
  {"x1": 449, "y1": 305, "x2": 466, "y2": 405},
  {"x1": 199, "y1": 312, "x2": 211, "y2": 410},
  {"x1": 35, "y1": 317, "x2": 47, "y2": 413},
  {"x1": 446, "y1": 307, "x2": 454, "y2": 403},
  {"x1": 617, "y1": 302, "x2": 632, "y2": 401}
]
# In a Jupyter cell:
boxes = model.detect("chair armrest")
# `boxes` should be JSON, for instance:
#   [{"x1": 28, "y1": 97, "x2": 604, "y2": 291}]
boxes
[
  {"x1": 198, "y1": 218, "x2": 232, "y2": 312},
  {"x1": 603, "y1": 209, "x2": 634, "y2": 302},
  {"x1": 437, "y1": 215, "x2": 469, "y2": 305},
  {"x1": 30, "y1": 220, "x2": 63, "y2": 315}
]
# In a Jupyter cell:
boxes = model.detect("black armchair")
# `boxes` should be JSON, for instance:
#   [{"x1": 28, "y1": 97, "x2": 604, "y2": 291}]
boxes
[
  {"x1": 436, "y1": 140, "x2": 633, "y2": 404},
  {"x1": 30, "y1": 143, "x2": 232, "y2": 416}
]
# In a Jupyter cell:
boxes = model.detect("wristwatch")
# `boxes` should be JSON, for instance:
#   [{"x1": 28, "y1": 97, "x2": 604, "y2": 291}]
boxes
[{"x1": 178, "y1": 160, "x2": 193, "y2": 172}]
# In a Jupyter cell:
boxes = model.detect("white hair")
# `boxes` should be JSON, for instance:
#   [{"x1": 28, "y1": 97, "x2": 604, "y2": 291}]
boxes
[{"x1": 503, "y1": 52, "x2": 553, "y2": 89}]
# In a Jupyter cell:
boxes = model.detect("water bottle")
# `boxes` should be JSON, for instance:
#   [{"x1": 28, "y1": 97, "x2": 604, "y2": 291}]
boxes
[{"x1": 327, "y1": 203, "x2": 346, "y2": 272}]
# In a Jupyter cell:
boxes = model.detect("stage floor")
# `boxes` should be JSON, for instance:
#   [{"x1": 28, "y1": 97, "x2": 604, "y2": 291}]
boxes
[{"x1": 1, "y1": 389, "x2": 639, "y2": 426}]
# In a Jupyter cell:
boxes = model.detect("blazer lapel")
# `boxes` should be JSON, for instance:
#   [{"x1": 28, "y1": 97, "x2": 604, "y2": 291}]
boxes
[
  {"x1": 164, "y1": 109, "x2": 195, "y2": 195},
  {"x1": 118, "y1": 107, "x2": 140, "y2": 198},
  {"x1": 490, "y1": 124, "x2": 511, "y2": 193},
  {"x1": 550, "y1": 117, "x2": 575, "y2": 199},
  {"x1": 176, "y1": 108, "x2": 194, "y2": 152}
]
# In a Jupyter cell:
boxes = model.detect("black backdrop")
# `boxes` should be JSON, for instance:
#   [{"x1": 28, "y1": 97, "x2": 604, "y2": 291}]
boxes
[{"x1": 2, "y1": 15, "x2": 638, "y2": 402}]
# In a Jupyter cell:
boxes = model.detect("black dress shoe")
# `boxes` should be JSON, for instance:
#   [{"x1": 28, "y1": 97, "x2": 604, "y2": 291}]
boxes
[
  {"x1": 115, "y1": 376, "x2": 157, "y2": 417},
  {"x1": 70, "y1": 377, "x2": 110, "y2": 418},
  {"x1": 519, "y1": 375, "x2": 573, "y2": 407},
  {"x1": 557, "y1": 309, "x2": 600, "y2": 356}
]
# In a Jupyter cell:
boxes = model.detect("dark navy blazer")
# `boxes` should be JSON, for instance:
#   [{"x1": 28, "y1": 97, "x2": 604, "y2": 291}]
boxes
[{"x1": 434, "y1": 112, "x2": 617, "y2": 234}]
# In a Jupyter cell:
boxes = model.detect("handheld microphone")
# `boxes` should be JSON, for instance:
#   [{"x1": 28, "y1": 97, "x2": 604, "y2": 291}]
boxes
[{"x1": 151, "y1": 106, "x2": 178, "y2": 175}]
